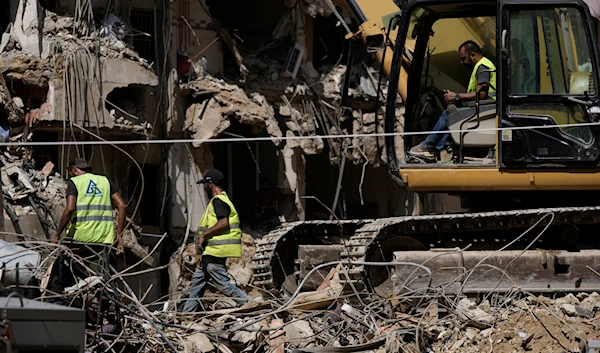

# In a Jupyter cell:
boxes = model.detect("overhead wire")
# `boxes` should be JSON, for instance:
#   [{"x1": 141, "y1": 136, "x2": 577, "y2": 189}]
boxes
[{"x1": 6, "y1": 119, "x2": 600, "y2": 147}]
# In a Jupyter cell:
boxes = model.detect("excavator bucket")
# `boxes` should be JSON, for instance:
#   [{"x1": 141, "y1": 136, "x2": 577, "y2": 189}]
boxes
[{"x1": 393, "y1": 249, "x2": 600, "y2": 295}]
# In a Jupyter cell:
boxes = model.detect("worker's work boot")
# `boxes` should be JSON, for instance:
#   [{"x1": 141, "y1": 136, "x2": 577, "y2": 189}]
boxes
[
  {"x1": 409, "y1": 142, "x2": 434, "y2": 158},
  {"x1": 483, "y1": 148, "x2": 495, "y2": 165}
]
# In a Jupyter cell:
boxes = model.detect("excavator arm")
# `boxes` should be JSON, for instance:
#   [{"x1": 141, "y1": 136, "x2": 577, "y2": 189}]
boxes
[{"x1": 331, "y1": 0, "x2": 411, "y2": 102}]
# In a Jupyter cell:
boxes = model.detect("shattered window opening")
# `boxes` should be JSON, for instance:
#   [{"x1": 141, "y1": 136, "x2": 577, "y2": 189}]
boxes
[{"x1": 130, "y1": 9, "x2": 156, "y2": 65}]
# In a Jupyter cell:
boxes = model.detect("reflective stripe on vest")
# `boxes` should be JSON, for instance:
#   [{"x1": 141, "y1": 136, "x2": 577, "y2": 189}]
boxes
[
  {"x1": 67, "y1": 173, "x2": 114, "y2": 244},
  {"x1": 75, "y1": 205, "x2": 112, "y2": 212},
  {"x1": 467, "y1": 56, "x2": 497, "y2": 100},
  {"x1": 198, "y1": 224, "x2": 240, "y2": 232},
  {"x1": 207, "y1": 238, "x2": 242, "y2": 246},
  {"x1": 198, "y1": 192, "x2": 242, "y2": 258},
  {"x1": 72, "y1": 215, "x2": 114, "y2": 223}
]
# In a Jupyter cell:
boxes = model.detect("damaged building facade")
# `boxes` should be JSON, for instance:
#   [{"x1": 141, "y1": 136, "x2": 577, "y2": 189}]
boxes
[
  {"x1": 0, "y1": 0, "x2": 444, "y2": 301},
  {"x1": 166, "y1": 0, "x2": 430, "y2": 236}
]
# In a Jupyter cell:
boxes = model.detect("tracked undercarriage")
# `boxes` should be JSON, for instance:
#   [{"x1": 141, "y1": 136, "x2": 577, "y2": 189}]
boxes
[{"x1": 252, "y1": 206, "x2": 600, "y2": 297}]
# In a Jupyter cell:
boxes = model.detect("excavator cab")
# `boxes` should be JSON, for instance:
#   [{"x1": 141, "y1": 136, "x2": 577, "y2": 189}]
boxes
[{"x1": 385, "y1": 0, "x2": 600, "y2": 194}]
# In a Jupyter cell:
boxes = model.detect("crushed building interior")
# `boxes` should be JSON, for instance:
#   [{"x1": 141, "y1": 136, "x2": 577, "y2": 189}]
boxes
[{"x1": 1, "y1": 0, "x2": 600, "y2": 352}]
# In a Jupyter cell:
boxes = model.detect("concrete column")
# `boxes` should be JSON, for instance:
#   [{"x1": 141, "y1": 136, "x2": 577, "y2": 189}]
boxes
[
  {"x1": 281, "y1": 145, "x2": 306, "y2": 222},
  {"x1": 168, "y1": 144, "x2": 208, "y2": 232}
]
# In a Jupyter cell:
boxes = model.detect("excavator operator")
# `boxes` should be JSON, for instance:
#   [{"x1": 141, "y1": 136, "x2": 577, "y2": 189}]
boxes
[{"x1": 409, "y1": 40, "x2": 496, "y2": 159}]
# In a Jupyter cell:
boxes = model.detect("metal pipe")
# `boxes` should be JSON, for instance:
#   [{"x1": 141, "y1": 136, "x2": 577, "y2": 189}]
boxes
[{"x1": 323, "y1": 0, "x2": 353, "y2": 35}]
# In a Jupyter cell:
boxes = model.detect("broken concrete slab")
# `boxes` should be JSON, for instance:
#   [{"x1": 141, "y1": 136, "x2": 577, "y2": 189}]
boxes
[
  {"x1": 284, "y1": 320, "x2": 315, "y2": 345},
  {"x1": 456, "y1": 298, "x2": 494, "y2": 329},
  {"x1": 183, "y1": 76, "x2": 282, "y2": 147},
  {"x1": 184, "y1": 332, "x2": 215, "y2": 353}
]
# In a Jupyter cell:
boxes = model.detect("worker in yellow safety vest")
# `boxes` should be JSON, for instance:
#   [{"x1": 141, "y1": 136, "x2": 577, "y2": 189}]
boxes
[
  {"x1": 53, "y1": 158, "x2": 127, "y2": 253},
  {"x1": 183, "y1": 169, "x2": 249, "y2": 312},
  {"x1": 409, "y1": 40, "x2": 496, "y2": 159}
]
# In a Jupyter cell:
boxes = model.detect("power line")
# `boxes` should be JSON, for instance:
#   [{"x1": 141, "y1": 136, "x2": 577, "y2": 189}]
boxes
[{"x1": 10, "y1": 120, "x2": 600, "y2": 146}]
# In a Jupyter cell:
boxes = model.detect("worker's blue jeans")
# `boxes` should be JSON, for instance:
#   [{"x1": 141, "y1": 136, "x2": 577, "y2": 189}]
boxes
[
  {"x1": 423, "y1": 110, "x2": 451, "y2": 151},
  {"x1": 182, "y1": 255, "x2": 249, "y2": 312}
]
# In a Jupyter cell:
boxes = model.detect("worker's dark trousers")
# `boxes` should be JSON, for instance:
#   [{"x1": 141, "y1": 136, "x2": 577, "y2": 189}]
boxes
[{"x1": 182, "y1": 255, "x2": 249, "y2": 312}]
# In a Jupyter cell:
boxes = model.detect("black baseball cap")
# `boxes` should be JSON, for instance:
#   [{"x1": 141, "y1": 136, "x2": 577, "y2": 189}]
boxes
[
  {"x1": 197, "y1": 169, "x2": 224, "y2": 184},
  {"x1": 68, "y1": 158, "x2": 92, "y2": 172}
]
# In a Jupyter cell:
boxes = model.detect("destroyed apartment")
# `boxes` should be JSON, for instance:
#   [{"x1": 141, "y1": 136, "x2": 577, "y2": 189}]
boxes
[{"x1": 1, "y1": 0, "x2": 600, "y2": 352}]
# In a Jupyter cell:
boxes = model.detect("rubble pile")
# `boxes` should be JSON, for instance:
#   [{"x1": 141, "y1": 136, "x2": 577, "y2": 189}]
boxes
[
  {"x1": 64, "y1": 261, "x2": 600, "y2": 353},
  {"x1": 1, "y1": 2, "x2": 156, "y2": 134},
  {"x1": 182, "y1": 76, "x2": 283, "y2": 147},
  {"x1": 1, "y1": 7, "x2": 150, "y2": 69},
  {"x1": 0, "y1": 151, "x2": 154, "y2": 266},
  {"x1": 430, "y1": 294, "x2": 600, "y2": 353},
  {"x1": 1, "y1": 154, "x2": 65, "y2": 237},
  {"x1": 185, "y1": 56, "x2": 397, "y2": 165}
]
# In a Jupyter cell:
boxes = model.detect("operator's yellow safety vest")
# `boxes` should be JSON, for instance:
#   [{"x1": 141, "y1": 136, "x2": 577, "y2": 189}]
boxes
[
  {"x1": 467, "y1": 56, "x2": 496, "y2": 100},
  {"x1": 198, "y1": 192, "x2": 242, "y2": 258},
  {"x1": 67, "y1": 173, "x2": 114, "y2": 244}
]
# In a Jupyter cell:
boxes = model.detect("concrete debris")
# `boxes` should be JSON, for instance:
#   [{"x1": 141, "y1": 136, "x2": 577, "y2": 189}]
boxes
[
  {"x1": 456, "y1": 298, "x2": 494, "y2": 329},
  {"x1": 63, "y1": 276, "x2": 104, "y2": 295},
  {"x1": 4, "y1": 228, "x2": 600, "y2": 353},
  {"x1": 284, "y1": 320, "x2": 315, "y2": 346},
  {"x1": 302, "y1": 0, "x2": 334, "y2": 17},
  {"x1": 321, "y1": 64, "x2": 388, "y2": 101},
  {"x1": 0, "y1": 4, "x2": 156, "y2": 135},
  {"x1": 183, "y1": 76, "x2": 283, "y2": 147},
  {"x1": 562, "y1": 303, "x2": 594, "y2": 319},
  {"x1": 184, "y1": 332, "x2": 215, "y2": 353},
  {"x1": 122, "y1": 224, "x2": 155, "y2": 267}
]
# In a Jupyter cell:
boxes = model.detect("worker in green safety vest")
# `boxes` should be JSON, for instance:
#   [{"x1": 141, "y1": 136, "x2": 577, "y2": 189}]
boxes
[
  {"x1": 53, "y1": 158, "x2": 127, "y2": 253},
  {"x1": 183, "y1": 169, "x2": 249, "y2": 312},
  {"x1": 409, "y1": 40, "x2": 496, "y2": 159}
]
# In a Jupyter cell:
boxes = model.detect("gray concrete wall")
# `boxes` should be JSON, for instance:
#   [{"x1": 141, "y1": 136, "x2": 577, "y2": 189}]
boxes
[{"x1": 47, "y1": 57, "x2": 158, "y2": 130}]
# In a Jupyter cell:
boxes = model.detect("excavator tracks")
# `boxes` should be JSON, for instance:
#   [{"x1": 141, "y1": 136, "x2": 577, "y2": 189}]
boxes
[
  {"x1": 251, "y1": 220, "x2": 364, "y2": 291},
  {"x1": 252, "y1": 222, "x2": 302, "y2": 291},
  {"x1": 253, "y1": 206, "x2": 600, "y2": 294},
  {"x1": 340, "y1": 206, "x2": 600, "y2": 293}
]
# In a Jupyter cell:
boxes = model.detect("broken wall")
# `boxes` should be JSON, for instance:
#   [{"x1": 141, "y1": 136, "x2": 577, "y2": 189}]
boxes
[
  {"x1": 49, "y1": 57, "x2": 158, "y2": 131},
  {"x1": 170, "y1": 0, "x2": 223, "y2": 76}
]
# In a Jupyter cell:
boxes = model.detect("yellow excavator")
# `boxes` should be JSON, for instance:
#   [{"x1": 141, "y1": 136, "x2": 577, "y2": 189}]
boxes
[{"x1": 252, "y1": 0, "x2": 600, "y2": 297}]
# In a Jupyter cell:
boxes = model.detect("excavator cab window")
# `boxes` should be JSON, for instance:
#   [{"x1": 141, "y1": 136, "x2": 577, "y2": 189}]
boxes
[
  {"x1": 508, "y1": 8, "x2": 595, "y2": 95},
  {"x1": 408, "y1": 14, "x2": 498, "y2": 163},
  {"x1": 500, "y1": 5, "x2": 600, "y2": 166}
]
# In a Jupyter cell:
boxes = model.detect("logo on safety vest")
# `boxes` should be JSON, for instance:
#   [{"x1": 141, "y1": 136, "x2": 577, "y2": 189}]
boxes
[{"x1": 86, "y1": 180, "x2": 103, "y2": 196}]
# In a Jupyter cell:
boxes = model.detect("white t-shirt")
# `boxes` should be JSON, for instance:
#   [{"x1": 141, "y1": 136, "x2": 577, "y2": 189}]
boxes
[{"x1": 584, "y1": 0, "x2": 600, "y2": 20}]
